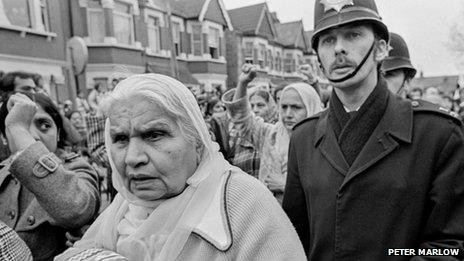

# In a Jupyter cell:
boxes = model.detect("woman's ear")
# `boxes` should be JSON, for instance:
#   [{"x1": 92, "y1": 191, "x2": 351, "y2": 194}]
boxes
[{"x1": 374, "y1": 39, "x2": 389, "y2": 62}]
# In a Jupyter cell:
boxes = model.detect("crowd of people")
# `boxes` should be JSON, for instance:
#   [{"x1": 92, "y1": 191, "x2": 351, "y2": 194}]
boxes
[{"x1": 1, "y1": 0, "x2": 464, "y2": 260}]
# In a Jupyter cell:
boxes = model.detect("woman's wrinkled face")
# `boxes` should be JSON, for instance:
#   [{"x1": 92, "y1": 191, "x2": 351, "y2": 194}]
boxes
[
  {"x1": 250, "y1": 94, "x2": 269, "y2": 118},
  {"x1": 30, "y1": 106, "x2": 58, "y2": 152},
  {"x1": 109, "y1": 95, "x2": 198, "y2": 201},
  {"x1": 280, "y1": 89, "x2": 307, "y2": 131}
]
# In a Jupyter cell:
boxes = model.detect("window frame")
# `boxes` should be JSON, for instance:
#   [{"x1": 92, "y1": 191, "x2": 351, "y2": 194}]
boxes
[
  {"x1": 113, "y1": 0, "x2": 135, "y2": 45},
  {"x1": 191, "y1": 23, "x2": 203, "y2": 56},
  {"x1": 146, "y1": 15, "x2": 161, "y2": 52}
]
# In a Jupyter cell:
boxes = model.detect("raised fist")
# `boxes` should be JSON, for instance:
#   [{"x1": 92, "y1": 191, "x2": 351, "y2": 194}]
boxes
[{"x1": 238, "y1": 64, "x2": 258, "y2": 85}]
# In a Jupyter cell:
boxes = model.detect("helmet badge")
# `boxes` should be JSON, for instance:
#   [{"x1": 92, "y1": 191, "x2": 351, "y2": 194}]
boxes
[{"x1": 320, "y1": 0, "x2": 354, "y2": 12}]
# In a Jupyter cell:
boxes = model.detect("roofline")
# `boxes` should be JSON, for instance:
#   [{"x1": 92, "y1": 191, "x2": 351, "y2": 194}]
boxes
[
  {"x1": 199, "y1": 0, "x2": 234, "y2": 30},
  {"x1": 227, "y1": 2, "x2": 267, "y2": 12}
]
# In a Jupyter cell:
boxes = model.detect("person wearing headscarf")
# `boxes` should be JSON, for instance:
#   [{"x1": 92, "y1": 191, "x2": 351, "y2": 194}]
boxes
[
  {"x1": 222, "y1": 64, "x2": 323, "y2": 203},
  {"x1": 56, "y1": 74, "x2": 306, "y2": 261}
]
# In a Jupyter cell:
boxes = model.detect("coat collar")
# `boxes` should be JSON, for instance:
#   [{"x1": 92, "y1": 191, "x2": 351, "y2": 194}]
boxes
[
  {"x1": 315, "y1": 92, "x2": 413, "y2": 146},
  {"x1": 192, "y1": 172, "x2": 232, "y2": 251},
  {"x1": 315, "y1": 91, "x2": 413, "y2": 181}
]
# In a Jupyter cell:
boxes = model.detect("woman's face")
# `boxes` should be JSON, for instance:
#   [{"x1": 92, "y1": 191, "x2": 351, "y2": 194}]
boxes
[
  {"x1": 212, "y1": 101, "x2": 225, "y2": 114},
  {"x1": 70, "y1": 112, "x2": 83, "y2": 127},
  {"x1": 250, "y1": 94, "x2": 269, "y2": 118},
  {"x1": 109, "y1": 95, "x2": 198, "y2": 201},
  {"x1": 30, "y1": 106, "x2": 58, "y2": 152},
  {"x1": 280, "y1": 89, "x2": 307, "y2": 131}
]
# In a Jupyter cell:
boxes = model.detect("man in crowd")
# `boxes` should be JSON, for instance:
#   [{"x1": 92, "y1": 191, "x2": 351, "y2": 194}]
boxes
[
  {"x1": 0, "y1": 71, "x2": 37, "y2": 102},
  {"x1": 283, "y1": 0, "x2": 464, "y2": 260},
  {"x1": 382, "y1": 32, "x2": 417, "y2": 97}
]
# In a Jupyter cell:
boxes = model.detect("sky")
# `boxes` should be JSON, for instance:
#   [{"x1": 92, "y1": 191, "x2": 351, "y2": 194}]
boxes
[{"x1": 222, "y1": 0, "x2": 464, "y2": 77}]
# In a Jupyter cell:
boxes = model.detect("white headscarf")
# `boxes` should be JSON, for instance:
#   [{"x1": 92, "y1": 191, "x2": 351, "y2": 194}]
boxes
[
  {"x1": 70, "y1": 74, "x2": 234, "y2": 261},
  {"x1": 259, "y1": 82, "x2": 322, "y2": 188}
]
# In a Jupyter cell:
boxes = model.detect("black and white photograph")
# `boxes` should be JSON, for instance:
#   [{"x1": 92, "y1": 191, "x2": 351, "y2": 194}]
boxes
[{"x1": 0, "y1": 0, "x2": 463, "y2": 260}]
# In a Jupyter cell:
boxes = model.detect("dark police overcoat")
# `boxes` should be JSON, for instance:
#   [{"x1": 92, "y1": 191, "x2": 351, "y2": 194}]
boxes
[{"x1": 283, "y1": 93, "x2": 464, "y2": 261}]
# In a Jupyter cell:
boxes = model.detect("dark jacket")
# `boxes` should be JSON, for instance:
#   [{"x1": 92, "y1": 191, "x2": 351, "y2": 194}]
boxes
[
  {"x1": 0, "y1": 142, "x2": 100, "y2": 261},
  {"x1": 283, "y1": 93, "x2": 464, "y2": 261}
]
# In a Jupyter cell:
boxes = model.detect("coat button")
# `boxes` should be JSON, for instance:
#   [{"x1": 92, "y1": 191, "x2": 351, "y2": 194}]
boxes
[
  {"x1": 7, "y1": 210, "x2": 15, "y2": 220},
  {"x1": 27, "y1": 216, "x2": 35, "y2": 225}
]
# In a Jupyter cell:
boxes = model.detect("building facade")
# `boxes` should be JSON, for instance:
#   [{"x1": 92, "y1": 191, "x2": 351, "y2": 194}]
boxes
[
  {"x1": 72, "y1": 0, "x2": 233, "y2": 94},
  {"x1": 226, "y1": 3, "x2": 314, "y2": 89},
  {"x1": 0, "y1": 0, "x2": 72, "y2": 101}
]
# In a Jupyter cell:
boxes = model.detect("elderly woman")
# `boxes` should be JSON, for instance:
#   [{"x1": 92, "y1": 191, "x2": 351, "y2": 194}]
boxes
[
  {"x1": 222, "y1": 64, "x2": 323, "y2": 203},
  {"x1": 0, "y1": 93, "x2": 100, "y2": 260},
  {"x1": 56, "y1": 74, "x2": 306, "y2": 261}
]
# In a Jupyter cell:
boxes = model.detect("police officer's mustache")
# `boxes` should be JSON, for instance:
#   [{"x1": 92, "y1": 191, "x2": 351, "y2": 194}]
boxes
[
  {"x1": 330, "y1": 57, "x2": 357, "y2": 74},
  {"x1": 325, "y1": 41, "x2": 376, "y2": 83}
]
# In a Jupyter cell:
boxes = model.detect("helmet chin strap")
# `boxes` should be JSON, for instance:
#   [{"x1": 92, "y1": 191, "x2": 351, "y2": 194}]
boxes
[{"x1": 320, "y1": 41, "x2": 376, "y2": 83}]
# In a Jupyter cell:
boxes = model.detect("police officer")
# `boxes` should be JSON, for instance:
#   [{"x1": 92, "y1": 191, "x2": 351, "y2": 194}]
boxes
[
  {"x1": 282, "y1": 0, "x2": 464, "y2": 260},
  {"x1": 382, "y1": 32, "x2": 417, "y2": 97}
]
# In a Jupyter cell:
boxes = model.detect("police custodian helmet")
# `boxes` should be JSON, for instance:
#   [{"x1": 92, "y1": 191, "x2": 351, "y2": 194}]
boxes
[
  {"x1": 311, "y1": 0, "x2": 389, "y2": 49},
  {"x1": 382, "y1": 32, "x2": 417, "y2": 79}
]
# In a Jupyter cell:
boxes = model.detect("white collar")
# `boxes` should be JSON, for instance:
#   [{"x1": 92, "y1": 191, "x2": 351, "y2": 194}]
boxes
[{"x1": 193, "y1": 173, "x2": 232, "y2": 251}]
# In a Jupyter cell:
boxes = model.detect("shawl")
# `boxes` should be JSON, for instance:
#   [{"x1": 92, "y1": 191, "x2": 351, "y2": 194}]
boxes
[
  {"x1": 66, "y1": 74, "x2": 235, "y2": 261},
  {"x1": 258, "y1": 83, "x2": 322, "y2": 194}
]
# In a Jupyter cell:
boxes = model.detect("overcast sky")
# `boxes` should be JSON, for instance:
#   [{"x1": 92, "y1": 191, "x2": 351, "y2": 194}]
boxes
[{"x1": 223, "y1": 0, "x2": 463, "y2": 77}]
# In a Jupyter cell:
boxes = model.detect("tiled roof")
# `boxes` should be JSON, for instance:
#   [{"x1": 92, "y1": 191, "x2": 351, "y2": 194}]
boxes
[
  {"x1": 228, "y1": 3, "x2": 266, "y2": 34},
  {"x1": 170, "y1": 0, "x2": 206, "y2": 18},
  {"x1": 304, "y1": 31, "x2": 314, "y2": 51},
  {"x1": 275, "y1": 21, "x2": 302, "y2": 47}
]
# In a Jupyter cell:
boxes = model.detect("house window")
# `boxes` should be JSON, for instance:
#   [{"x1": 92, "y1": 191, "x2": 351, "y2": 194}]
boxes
[
  {"x1": 284, "y1": 53, "x2": 295, "y2": 73},
  {"x1": 258, "y1": 43, "x2": 265, "y2": 68},
  {"x1": 244, "y1": 42, "x2": 253, "y2": 63},
  {"x1": 39, "y1": 0, "x2": 50, "y2": 31},
  {"x1": 192, "y1": 24, "x2": 202, "y2": 56},
  {"x1": 147, "y1": 16, "x2": 161, "y2": 52},
  {"x1": 1, "y1": 0, "x2": 50, "y2": 31},
  {"x1": 172, "y1": 21, "x2": 181, "y2": 56},
  {"x1": 113, "y1": 1, "x2": 134, "y2": 45},
  {"x1": 208, "y1": 27, "x2": 220, "y2": 59},
  {"x1": 276, "y1": 51, "x2": 281, "y2": 71},
  {"x1": 267, "y1": 50, "x2": 273, "y2": 69},
  {"x1": 87, "y1": 1, "x2": 105, "y2": 42},
  {"x1": 297, "y1": 54, "x2": 303, "y2": 66}
]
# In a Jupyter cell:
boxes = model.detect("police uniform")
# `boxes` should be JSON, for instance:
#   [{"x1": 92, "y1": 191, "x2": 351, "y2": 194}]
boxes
[
  {"x1": 282, "y1": 0, "x2": 464, "y2": 260},
  {"x1": 382, "y1": 32, "x2": 417, "y2": 79}
]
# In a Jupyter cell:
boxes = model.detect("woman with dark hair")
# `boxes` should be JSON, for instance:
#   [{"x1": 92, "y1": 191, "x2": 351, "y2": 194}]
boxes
[
  {"x1": 205, "y1": 97, "x2": 225, "y2": 118},
  {"x1": 0, "y1": 93, "x2": 100, "y2": 260},
  {"x1": 249, "y1": 88, "x2": 279, "y2": 124}
]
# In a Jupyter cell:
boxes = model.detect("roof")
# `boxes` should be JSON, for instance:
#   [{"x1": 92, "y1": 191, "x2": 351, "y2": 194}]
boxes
[
  {"x1": 304, "y1": 31, "x2": 314, "y2": 53},
  {"x1": 169, "y1": 0, "x2": 233, "y2": 28},
  {"x1": 170, "y1": 0, "x2": 206, "y2": 18},
  {"x1": 275, "y1": 21, "x2": 304, "y2": 48},
  {"x1": 228, "y1": 3, "x2": 266, "y2": 34}
]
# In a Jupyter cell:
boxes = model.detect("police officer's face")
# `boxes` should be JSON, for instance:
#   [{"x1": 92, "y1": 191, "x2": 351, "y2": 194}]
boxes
[
  {"x1": 384, "y1": 69, "x2": 406, "y2": 94},
  {"x1": 317, "y1": 24, "x2": 386, "y2": 89}
]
